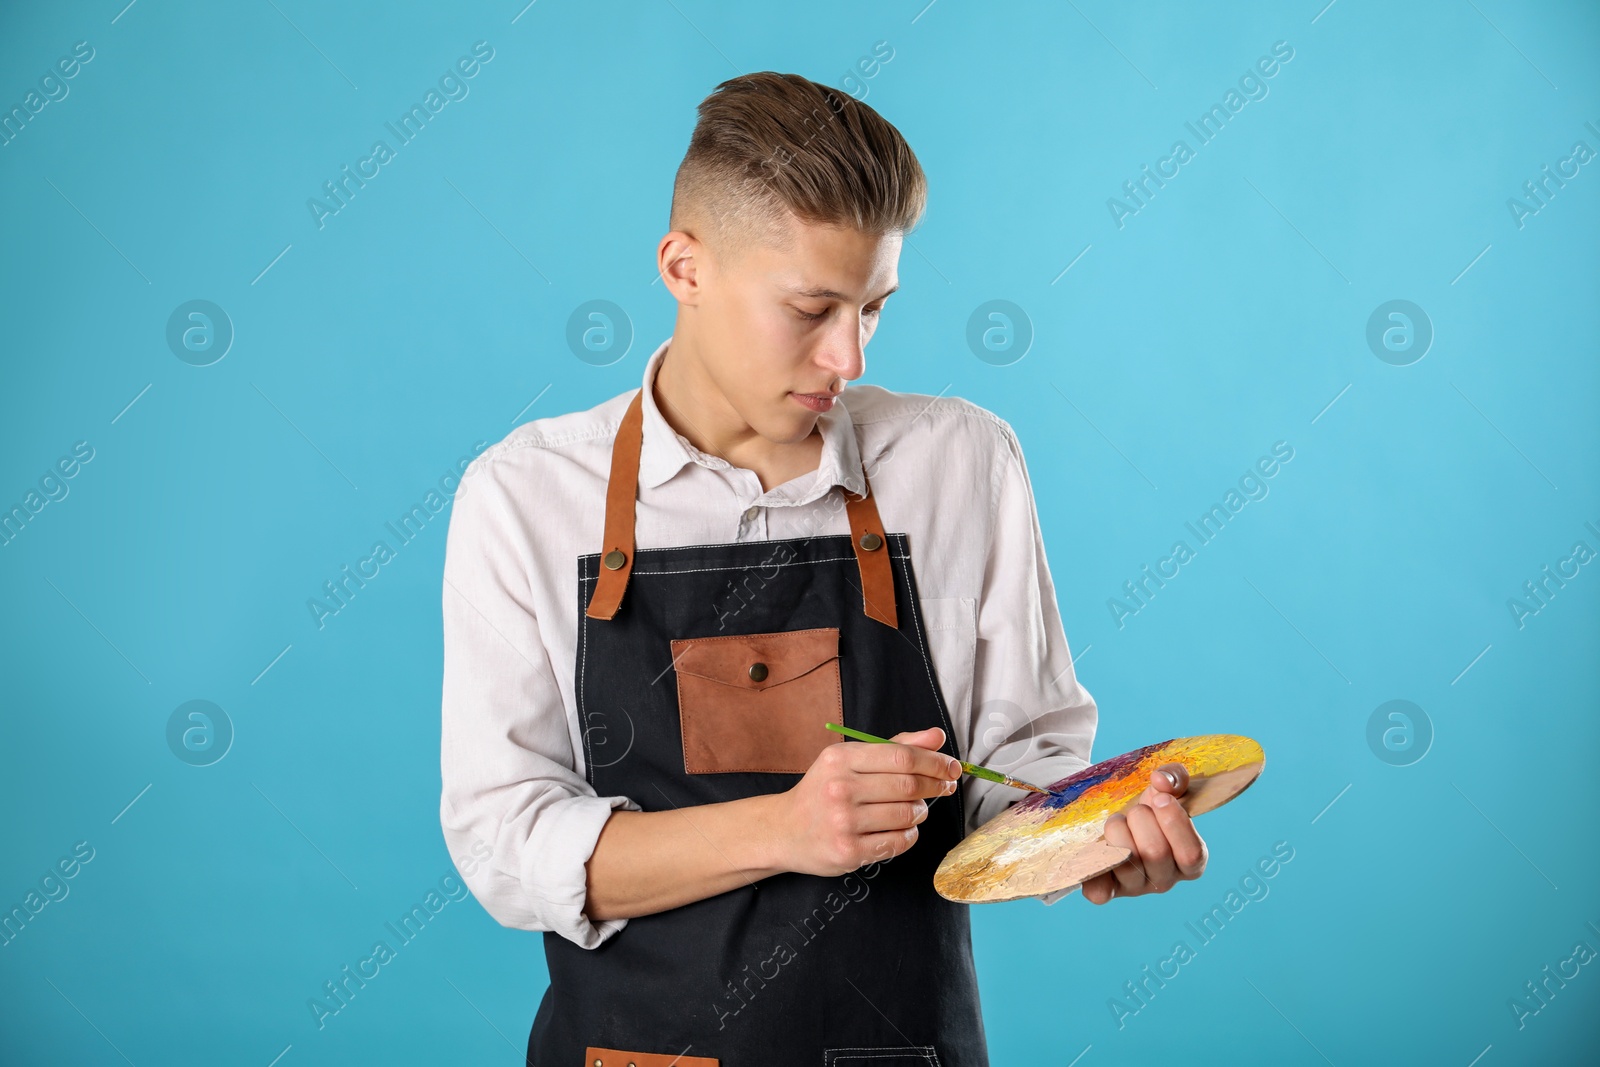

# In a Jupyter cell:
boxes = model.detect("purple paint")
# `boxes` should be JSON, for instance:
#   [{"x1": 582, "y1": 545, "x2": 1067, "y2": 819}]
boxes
[{"x1": 1013, "y1": 739, "x2": 1173, "y2": 813}]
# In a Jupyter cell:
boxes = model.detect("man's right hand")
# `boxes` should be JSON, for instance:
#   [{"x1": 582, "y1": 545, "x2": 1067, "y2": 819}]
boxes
[{"x1": 777, "y1": 726, "x2": 963, "y2": 877}]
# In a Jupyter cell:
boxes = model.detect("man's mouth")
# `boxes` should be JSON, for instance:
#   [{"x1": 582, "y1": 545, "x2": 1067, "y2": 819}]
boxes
[{"x1": 790, "y1": 391, "x2": 836, "y2": 412}]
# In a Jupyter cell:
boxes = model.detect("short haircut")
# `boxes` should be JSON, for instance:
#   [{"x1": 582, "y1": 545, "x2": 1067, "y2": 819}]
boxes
[{"x1": 669, "y1": 71, "x2": 927, "y2": 265}]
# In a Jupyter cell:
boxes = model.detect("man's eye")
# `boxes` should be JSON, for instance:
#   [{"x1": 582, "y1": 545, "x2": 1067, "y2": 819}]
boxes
[{"x1": 794, "y1": 306, "x2": 884, "y2": 321}]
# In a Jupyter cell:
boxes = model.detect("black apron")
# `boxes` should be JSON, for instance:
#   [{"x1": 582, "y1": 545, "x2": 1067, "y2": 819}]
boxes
[{"x1": 527, "y1": 389, "x2": 989, "y2": 1066}]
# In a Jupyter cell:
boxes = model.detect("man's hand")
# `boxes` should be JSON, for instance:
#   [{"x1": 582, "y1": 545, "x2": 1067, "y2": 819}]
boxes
[
  {"x1": 778, "y1": 726, "x2": 962, "y2": 877},
  {"x1": 1080, "y1": 763, "x2": 1208, "y2": 905}
]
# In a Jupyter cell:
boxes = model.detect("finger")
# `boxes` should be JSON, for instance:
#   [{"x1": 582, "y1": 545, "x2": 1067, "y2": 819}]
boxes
[
  {"x1": 849, "y1": 769, "x2": 960, "y2": 803},
  {"x1": 1123, "y1": 802, "x2": 1177, "y2": 891},
  {"x1": 1102, "y1": 812, "x2": 1151, "y2": 895},
  {"x1": 850, "y1": 797, "x2": 930, "y2": 834},
  {"x1": 856, "y1": 824, "x2": 920, "y2": 866},
  {"x1": 1149, "y1": 792, "x2": 1208, "y2": 878},
  {"x1": 1080, "y1": 872, "x2": 1115, "y2": 905},
  {"x1": 888, "y1": 726, "x2": 945, "y2": 750},
  {"x1": 850, "y1": 737, "x2": 962, "y2": 783}
]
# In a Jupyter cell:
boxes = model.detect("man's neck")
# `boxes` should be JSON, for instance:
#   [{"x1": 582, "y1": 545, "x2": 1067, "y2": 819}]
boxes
[{"x1": 653, "y1": 338, "x2": 823, "y2": 494}]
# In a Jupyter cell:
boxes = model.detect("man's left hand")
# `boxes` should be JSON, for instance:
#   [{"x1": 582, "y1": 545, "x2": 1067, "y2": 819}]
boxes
[{"x1": 1080, "y1": 763, "x2": 1208, "y2": 905}]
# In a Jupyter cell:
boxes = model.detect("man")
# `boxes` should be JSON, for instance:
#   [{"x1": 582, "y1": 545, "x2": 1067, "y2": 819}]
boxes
[{"x1": 440, "y1": 71, "x2": 1206, "y2": 1067}]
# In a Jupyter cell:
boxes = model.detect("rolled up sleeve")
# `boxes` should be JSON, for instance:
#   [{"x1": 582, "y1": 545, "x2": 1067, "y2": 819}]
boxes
[
  {"x1": 440, "y1": 454, "x2": 640, "y2": 949},
  {"x1": 961, "y1": 419, "x2": 1098, "y2": 838}
]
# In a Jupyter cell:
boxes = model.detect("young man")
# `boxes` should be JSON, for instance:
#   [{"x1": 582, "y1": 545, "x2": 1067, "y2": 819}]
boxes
[{"x1": 440, "y1": 72, "x2": 1206, "y2": 1067}]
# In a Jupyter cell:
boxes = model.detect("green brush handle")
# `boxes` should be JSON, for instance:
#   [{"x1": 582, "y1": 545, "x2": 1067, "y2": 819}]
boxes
[{"x1": 824, "y1": 722, "x2": 1015, "y2": 787}]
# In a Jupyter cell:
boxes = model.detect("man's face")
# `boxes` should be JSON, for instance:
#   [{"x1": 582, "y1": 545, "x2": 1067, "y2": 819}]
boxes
[{"x1": 691, "y1": 213, "x2": 901, "y2": 445}]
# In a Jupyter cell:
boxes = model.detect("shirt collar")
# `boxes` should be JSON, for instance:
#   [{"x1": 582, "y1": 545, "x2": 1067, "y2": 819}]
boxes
[{"x1": 636, "y1": 337, "x2": 867, "y2": 503}]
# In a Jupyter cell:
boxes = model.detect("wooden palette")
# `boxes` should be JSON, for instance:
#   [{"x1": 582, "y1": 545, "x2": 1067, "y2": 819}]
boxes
[{"x1": 934, "y1": 734, "x2": 1265, "y2": 904}]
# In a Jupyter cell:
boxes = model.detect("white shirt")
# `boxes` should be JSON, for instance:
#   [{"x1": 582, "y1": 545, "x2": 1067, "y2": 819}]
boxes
[{"x1": 439, "y1": 337, "x2": 1098, "y2": 949}]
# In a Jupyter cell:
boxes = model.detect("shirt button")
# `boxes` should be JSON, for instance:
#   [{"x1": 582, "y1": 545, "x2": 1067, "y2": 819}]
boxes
[{"x1": 743, "y1": 506, "x2": 759, "y2": 522}]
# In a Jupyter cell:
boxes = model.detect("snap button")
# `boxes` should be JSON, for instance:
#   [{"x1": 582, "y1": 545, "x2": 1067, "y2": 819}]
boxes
[
  {"x1": 602, "y1": 550, "x2": 627, "y2": 570},
  {"x1": 858, "y1": 531, "x2": 883, "y2": 551},
  {"x1": 748, "y1": 662, "x2": 768, "y2": 682}
]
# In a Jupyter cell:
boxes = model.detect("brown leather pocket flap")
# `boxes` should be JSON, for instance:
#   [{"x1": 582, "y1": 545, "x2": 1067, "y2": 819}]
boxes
[
  {"x1": 670, "y1": 627, "x2": 840, "y2": 691},
  {"x1": 671, "y1": 627, "x2": 845, "y2": 774}
]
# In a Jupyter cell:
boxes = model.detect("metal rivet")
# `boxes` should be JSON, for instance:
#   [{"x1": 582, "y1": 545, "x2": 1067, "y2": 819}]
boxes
[
  {"x1": 748, "y1": 662, "x2": 768, "y2": 682},
  {"x1": 603, "y1": 550, "x2": 627, "y2": 570},
  {"x1": 858, "y1": 531, "x2": 882, "y2": 551},
  {"x1": 593, "y1": 1060, "x2": 602, "y2": 1067}
]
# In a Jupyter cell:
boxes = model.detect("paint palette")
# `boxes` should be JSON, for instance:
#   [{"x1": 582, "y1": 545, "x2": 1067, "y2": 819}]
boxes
[{"x1": 934, "y1": 734, "x2": 1265, "y2": 904}]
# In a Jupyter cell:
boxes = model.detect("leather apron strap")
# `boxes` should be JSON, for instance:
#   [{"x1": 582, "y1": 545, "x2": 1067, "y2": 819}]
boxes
[{"x1": 585, "y1": 388, "x2": 898, "y2": 628}]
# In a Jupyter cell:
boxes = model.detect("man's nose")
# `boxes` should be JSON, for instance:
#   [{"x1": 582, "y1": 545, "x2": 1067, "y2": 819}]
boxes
[{"x1": 820, "y1": 317, "x2": 868, "y2": 383}]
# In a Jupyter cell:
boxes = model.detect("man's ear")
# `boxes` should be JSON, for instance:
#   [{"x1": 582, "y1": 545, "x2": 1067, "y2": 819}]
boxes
[{"x1": 658, "y1": 231, "x2": 701, "y2": 303}]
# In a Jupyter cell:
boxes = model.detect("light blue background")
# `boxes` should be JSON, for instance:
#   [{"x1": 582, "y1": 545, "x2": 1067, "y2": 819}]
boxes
[{"x1": 2, "y1": 1, "x2": 1597, "y2": 1063}]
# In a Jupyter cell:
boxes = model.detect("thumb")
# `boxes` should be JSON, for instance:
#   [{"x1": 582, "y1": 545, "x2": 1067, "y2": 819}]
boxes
[
  {"x1": 889, "y1": 726, "x2": 946, "y2": 750},
  {"x1": 1138, "y1": 762, "x2": 1189, "y2": 808},
  {"x1": 1153, "y1": 763, "x2": 1189, "y2": 795}
]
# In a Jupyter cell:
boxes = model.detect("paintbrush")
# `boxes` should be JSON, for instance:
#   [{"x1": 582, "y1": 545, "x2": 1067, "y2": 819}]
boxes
[{"x1": 824, "y1": 722, "x2": 1062, "y2": 796}]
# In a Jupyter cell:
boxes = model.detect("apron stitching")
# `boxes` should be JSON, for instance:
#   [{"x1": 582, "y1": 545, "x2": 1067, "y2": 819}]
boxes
[
  {"x1": 576, "y1": 565, "x2": 595, "y2": 786},
  {"x1": 579, "y1": 531, "x2": 870, "y2": 557},
  {"x1": 668, "y1": 626, "x2": 839, "y2": 645},
  {"x1": 899, "y1": 562, "x2": 966, "y2": 835},
  {"x1": 578, "y1": 554, "x2": 908, "y2": 583}
]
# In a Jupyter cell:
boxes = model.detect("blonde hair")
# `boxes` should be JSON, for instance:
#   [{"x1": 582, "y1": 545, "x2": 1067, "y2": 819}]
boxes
[{"x1": 669, "y1": 71, "x2": 927, "y2": 264}]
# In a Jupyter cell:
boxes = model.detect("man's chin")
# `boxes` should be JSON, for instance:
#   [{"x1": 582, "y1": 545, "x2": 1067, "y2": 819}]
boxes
[{"x1": 760, "y1": 405, "x2": 821, "y2": 444}]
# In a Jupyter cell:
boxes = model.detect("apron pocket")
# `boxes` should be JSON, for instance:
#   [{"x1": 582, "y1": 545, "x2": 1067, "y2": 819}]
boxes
[
  {"x1": 824, "y1": 1047, "x2": 942, "y2": 1065},
  {"x1": 670, "y1": 626, "x2": 844, "y2": 774},
  {"x1": 584, "y1": 1046, "x2": 720, "y2": 1066}
]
